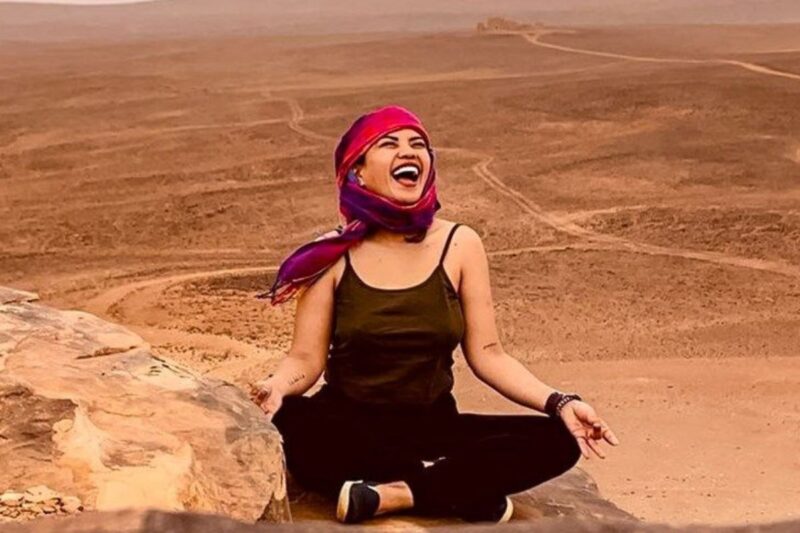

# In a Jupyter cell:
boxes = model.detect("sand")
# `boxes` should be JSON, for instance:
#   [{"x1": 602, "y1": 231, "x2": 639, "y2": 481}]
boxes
[{"x1": 2, "y1": 23, "x2": 800, "y2": 526}]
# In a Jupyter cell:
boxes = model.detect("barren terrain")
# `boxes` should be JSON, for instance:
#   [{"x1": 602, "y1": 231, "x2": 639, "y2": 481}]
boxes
[{"x1": 2, "y1": 23, "x2": 799, "y2": 526}]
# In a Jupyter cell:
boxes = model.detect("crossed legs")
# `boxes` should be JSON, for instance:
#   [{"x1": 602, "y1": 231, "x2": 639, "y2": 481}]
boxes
[{"x1": 272, "y1": 395, "x2": 581, "y2": 518}]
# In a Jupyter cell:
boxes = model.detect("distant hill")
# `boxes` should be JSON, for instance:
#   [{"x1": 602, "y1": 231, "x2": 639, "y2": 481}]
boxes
[{"x1": 1, "y1": 0, "x2": 800, "y2": 42}]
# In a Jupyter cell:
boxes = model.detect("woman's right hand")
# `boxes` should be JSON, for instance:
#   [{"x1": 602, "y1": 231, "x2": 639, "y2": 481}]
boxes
[{"x1": 248, "y1": 377, "x2": 285, "y2": 421}]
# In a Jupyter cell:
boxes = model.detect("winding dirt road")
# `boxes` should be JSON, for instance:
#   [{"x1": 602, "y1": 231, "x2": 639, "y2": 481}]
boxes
[
  {"x1": 439, "y1": 149, "x2": 800, "y2": 279},
  {"x1": 523, "y1": 31, "x2": 800, "y2": 82}
]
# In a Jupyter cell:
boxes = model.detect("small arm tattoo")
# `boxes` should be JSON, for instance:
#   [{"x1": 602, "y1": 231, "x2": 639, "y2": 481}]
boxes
[
  {"x1": 482, "y1": 342, "x2": 498, "y2": 350},
  {"x1": 288, "y1": 373, "x2": 305, "y2": 386}
]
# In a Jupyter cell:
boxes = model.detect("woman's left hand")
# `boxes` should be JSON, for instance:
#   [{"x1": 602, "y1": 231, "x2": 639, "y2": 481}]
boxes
[{"x1": 559, "y1": 400, "x2": 620, "y2": 459}]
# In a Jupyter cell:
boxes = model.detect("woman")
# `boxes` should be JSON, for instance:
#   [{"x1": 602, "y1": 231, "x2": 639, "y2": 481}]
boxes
[{"x1": 250, "y1": 105, "x2": 619, "y2": 524}]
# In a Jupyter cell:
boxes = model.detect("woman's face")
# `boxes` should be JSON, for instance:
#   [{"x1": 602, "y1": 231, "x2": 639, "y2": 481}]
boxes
[{"x1": 353, "y1": 128, "x2": 432, "y2": 204}]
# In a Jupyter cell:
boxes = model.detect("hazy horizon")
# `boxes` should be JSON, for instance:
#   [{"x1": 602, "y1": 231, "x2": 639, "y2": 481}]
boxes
[
  {"x1": 2, "y1": 0, "x2": 800, "y2": 44},
  {"x1": 0, "y1": 1, "x2": 153, "y2": 3},
  {"x1": 0, "y1": 0, "x2": 153, "y2": 4}
]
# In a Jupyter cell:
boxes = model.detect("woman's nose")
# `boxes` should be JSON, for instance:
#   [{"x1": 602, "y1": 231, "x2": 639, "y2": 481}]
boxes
[{"x1": 397, "y1": 143, "x2": 417, "y2": 157}]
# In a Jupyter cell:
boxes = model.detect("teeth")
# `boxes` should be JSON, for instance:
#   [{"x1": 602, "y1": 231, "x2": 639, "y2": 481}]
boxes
[{"x1": 391, "y1": 164, "x2": 420, "y2": 179}]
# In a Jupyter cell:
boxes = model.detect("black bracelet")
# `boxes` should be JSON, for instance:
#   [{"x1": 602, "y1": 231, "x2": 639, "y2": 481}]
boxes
[
  {"x1": 557, "y1": 393, "x2": 583, "y2": 415},
  {"x1": 544, "y1": 391, "x2": 564, "y2": 418},
  {"x1": 545, "y1": 391, "x2": 583, "y2": 418}
]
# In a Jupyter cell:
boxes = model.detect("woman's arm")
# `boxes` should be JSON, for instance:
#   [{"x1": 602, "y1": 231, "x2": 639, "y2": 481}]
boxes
[
  {"x1": 456, "y1": 226, "x2": 556, "y2": 412},
  {"x1": 457, "y1": 226, "x2": 619, "y2": 458},
  {"x1": 250, "y1": 262, "x2": 336, "y2": 416}
]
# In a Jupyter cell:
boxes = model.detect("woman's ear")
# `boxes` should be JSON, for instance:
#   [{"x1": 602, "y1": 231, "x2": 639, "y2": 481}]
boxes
[
  {"x1": 351, "y1": 155, "x2": 367, "y2": 186},
  {"x1": 347, "y1": 166, "x2": 366, "y2": 187},
  {"x1": 353, "y1": 167, "x2": 366, "y2": 186}
]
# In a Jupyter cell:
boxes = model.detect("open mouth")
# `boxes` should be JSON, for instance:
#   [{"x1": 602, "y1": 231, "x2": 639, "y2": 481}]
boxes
[{"x1": 391, "y1": 163, "x2": 421, "y2": 187}]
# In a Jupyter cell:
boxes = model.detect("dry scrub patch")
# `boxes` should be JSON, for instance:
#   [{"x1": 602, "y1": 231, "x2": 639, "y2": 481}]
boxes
[
  {"x1": 490, "y1": 250, "x2": 800, "y2": 361},
  {"x1": 586, "y1": 207, "x2": 800, "y2": 264}
]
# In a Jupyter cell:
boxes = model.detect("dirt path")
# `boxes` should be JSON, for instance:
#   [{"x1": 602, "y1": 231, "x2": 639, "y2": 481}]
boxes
[
  {"x1": 275, "y1": 96, "x2": 337, "y2": 143},
  {"x1": 82, "y1": 242, "x2": 617, "y2": 363},
  {"x1": 238, "y1": 63, "x2": 625, "y2": 93},
  {"x1": 85, "y1": 266, "x2": 278, "y2": 318},
  {"x1": 440, "y1": 148, "x2": 800, "y2": 278},
  {"x1": 523, "y1": 31, "x2": 800, "y2": 83}
]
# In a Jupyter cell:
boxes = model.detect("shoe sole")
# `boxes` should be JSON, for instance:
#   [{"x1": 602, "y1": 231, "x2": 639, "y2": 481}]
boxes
[
  {"x1": 499, "y1": 497, "x2": 514, "y2": 523},
  {"x1": 336, "y1": 480, "x2": 359, "y2": 523}
]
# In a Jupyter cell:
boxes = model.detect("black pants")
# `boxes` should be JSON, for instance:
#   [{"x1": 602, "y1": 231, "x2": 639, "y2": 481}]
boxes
[{"x1": 272, "y1": 385, "x2": 581, "y2": 516}]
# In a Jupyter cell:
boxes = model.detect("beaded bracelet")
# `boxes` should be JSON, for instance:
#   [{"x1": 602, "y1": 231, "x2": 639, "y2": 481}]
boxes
[
  {"x1": 556, "y1": 393, "x2": 582, "y2": 414},
  {"x1": 545, "y1": 391, "x2": 583, "y2": 418}
]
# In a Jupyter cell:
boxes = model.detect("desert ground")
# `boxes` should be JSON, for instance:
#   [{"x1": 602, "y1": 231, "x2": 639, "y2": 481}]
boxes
[{"x1": 2, "y1": 23, "x2": 800, "y2": 526}]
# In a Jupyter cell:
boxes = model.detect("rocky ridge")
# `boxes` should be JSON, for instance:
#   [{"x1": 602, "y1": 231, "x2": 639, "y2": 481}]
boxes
[{"x1": 0, "y1": 287, "x2": 289, "y2": 525}]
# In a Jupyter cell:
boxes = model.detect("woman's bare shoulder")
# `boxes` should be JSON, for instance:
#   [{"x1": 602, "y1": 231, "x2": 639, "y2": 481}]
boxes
[
  {"x1": 441, "y1": 221, "x2": 485, "y2": 293},
  {"x1": 447, "y1": 221, "x2": 484, "y2": 255}
]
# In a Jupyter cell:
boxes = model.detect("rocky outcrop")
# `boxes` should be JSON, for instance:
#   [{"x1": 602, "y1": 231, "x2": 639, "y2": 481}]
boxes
[
  {"x1": 476, "y1": 17, "x2": 542, "y2": 33},
  {"x1": 0, "y1": 287, "x2": 289, "y2": 525}
]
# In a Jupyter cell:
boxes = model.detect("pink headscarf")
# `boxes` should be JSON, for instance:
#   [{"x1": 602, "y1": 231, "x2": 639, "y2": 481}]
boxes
[{"x1": 262, "y1": 105, "x2": 441, "y2": 305}]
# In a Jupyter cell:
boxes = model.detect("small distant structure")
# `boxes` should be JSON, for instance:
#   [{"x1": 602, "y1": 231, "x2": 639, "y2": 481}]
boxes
[{"x1": 476, "y1": 17, "x2": 543, "y2": 34}]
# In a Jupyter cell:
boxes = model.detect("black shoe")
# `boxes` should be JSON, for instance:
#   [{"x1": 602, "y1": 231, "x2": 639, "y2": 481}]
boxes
[
  {"x1": 455, "y1": 495, "x2": 514, "y2": 523},
  {"x1": 336, "y1": 480, "x2": 381, "y2": 524}
]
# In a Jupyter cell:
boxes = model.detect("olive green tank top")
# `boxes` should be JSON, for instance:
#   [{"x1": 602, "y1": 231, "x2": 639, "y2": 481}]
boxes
[{"x1": 323, "y1": 223, "x2": 466, "y2": 406}]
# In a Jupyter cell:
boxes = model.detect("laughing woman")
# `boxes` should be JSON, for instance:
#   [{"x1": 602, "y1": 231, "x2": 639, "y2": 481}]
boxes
[{"x1": 250, "y1": 105, "x2": 619, "y2": 524}]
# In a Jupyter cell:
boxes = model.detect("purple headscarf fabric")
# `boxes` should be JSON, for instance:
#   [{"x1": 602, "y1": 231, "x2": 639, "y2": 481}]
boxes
[{"x1": 263, "y1": 105, "x2": 441, "y2": 305}]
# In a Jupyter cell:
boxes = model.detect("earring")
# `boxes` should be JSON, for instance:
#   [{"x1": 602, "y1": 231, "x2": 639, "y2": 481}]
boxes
[{"x1": 356, "y1": 174, "x2": 365, "y2": 187}]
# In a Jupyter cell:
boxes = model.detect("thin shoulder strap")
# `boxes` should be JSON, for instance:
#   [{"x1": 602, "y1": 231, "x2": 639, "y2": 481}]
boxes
[{"x1": 439, "y1": 223, "x2": 461, "y2": 266}]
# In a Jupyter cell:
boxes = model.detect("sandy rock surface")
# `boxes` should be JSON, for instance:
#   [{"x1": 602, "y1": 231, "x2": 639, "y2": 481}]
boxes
[
  {"x1": 0, "y1": 508, "x2": 799, "y2": 533},
  {"x1": 0, "y1": 287, "x2": 289, "y2": 524},
  {"x1": 0, "y1": 486, "x2": 83, "y2": 522}
]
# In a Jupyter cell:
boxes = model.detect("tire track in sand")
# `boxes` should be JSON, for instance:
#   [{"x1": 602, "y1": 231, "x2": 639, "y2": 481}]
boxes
[
  {"x1": 85, "y1": 266, "x2": 277, "y2": 318},
  {"x1": 85, "y1": 266, "x2": 284, "y2": 364},
  {"x1": 84, "y1": 244, "x2": 594, "y2": 363},
  {"x1": 86, "y1": 244, "x2": 599, "y2": 317},
  {"x1": 275, "y1": 96, "x2": 337, "y2": 143},
  {"x1": 439, "y1": 147, "x2": 800, "y2": 278},
  {"x1": 522, "y1": 31, "x2": 800, "y2": 83}
]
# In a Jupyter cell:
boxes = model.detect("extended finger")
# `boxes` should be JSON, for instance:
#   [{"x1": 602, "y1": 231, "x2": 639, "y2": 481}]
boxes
[
  {"x1": 602, "y1": 427, "x2": 620, "y2": 446},
  {"x1": 585, "y1": 436, "x2": 606, "y2": 459},
  {"x1": 591, "y1": 419, "x2": 619, "y2": 445},
  {"x1": 572, "y1": 433, "x2": 591, "y2": 459},
  {"x1": 583, "y1": 409, "x2": 602, "y2": 425}
]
